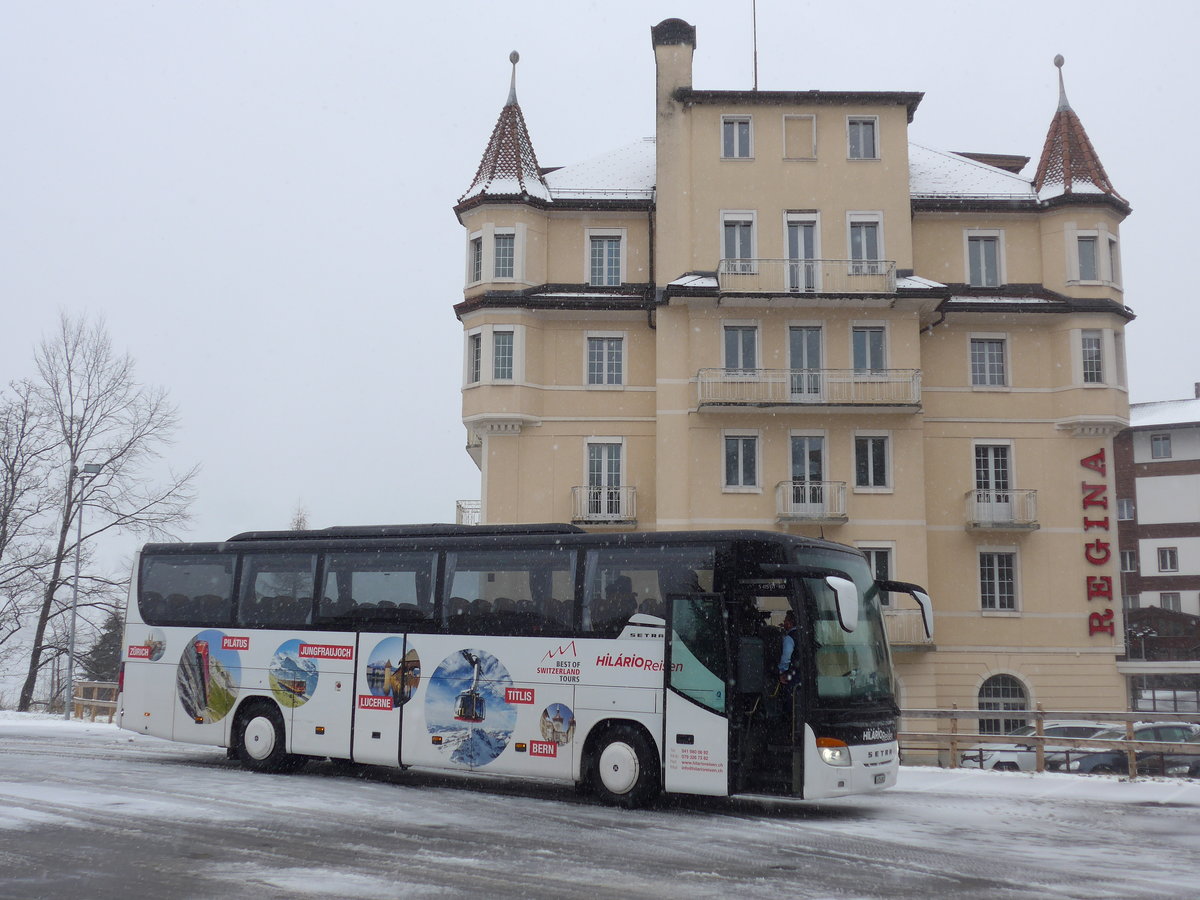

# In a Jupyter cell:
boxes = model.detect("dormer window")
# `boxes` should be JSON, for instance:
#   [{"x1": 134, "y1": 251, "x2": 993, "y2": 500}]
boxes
[
  {"x1": 722, "y1": 116, "x2": 752, "y2": 158},
  {"x1": 848, "y1": 117, "x2": 878, "y2": 159}
]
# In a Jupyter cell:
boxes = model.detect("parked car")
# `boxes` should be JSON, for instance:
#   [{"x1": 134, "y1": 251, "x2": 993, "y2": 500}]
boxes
[
  {"x1": 1047, "y1": 723, "x2": 1200, "y2": 775},
  {"x1": 959, "y1": 721, "x2": 1110, "y2": 772},
  {"x1": 1137, "y1": 729, "x2": 1200, "y2": 778}
]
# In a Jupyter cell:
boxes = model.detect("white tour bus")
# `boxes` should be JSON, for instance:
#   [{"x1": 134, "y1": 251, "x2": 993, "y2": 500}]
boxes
[{"x1": 118, "y1": 524, "x2": 932, "y2": 807}]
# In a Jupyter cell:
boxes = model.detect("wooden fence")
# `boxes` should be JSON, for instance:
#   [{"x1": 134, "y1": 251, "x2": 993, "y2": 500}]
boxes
[
  {"x1": 899, "y1": 706, "x2": 1200, "y2": 776},
  {"x1": 72, "y1": 681, "x2": 118, "y2": 723}
]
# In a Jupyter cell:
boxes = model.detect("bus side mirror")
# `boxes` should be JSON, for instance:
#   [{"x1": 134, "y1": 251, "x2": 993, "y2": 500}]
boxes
[
  {"x1": 877, "y1": 579, "x2": 934, "y2": 640},
  {"x1": 827, "y1": 575, "x2": 858, "y2": 633}
]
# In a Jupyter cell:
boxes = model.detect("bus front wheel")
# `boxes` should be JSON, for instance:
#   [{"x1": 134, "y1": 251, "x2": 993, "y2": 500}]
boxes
[
  {"x1": 590, "y1": 725, "x2": 660, "y2": 808},
  {"x1": 234, "y1": 701, "x2": 304, "y2": 774}
]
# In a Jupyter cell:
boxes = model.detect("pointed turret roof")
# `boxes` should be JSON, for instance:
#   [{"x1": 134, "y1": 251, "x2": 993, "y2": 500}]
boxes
[
  {"x1": 458, "y1": 52, "x2": 551, "y2": 209},
  {"x1": 1033, "y1": 55, "x2": 1126, "y2": 207}
]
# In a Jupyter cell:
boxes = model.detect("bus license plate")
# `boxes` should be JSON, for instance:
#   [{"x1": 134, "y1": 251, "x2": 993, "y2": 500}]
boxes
[{"x1": 874, "y1": 773, "x2": 886, "y2": 784}]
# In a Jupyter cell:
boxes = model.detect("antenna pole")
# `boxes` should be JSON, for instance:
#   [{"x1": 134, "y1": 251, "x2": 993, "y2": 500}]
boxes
[{"x1": 752, "y1": 0, "x2": 759, "y2": 91}]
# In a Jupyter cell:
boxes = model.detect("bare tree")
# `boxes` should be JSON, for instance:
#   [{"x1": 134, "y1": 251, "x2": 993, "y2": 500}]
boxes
[
  {"x1": 0, "y1": 380, "x2": 56, "y2": 672},
  {"x1": 17, "y1": 313, "x2": 197, "y2": 711},
  {"x1": 290, "y1": 501, "x2": 309, "y2": 531}
]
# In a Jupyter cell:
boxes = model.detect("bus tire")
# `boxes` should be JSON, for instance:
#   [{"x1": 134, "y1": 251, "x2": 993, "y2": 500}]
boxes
[
  {"x1": 234, "y1": 701, "x2": 304, "y2": 774},
  {"x1": 589, "y1": 724, "x2": 660, "y2": 808}
]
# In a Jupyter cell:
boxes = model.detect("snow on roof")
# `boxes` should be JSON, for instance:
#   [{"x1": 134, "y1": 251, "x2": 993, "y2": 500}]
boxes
[
  {"x1": 668, "y1": 273, "x2": 719, "y2": 289},
  {"x1": 948, "y1": 294, "x2": 1054, "y2": 304},
  {"x1": 544, "y1": 139, "x2": 656, "y2": 200},
  {"x1": 897, "y1": 275, "x2": 945, "y2": 289},
  {"x1": 1131, "y1": 397, "x2": 1200, "y2": 428},
  {"x1": 909, "y1": 143, "x2": 1036, "y2": 200}
]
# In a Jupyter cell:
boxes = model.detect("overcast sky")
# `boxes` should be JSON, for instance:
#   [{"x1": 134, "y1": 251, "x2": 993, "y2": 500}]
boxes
[{"x1": 2, "y1": 1, "x2": 1196, "y2": 551}]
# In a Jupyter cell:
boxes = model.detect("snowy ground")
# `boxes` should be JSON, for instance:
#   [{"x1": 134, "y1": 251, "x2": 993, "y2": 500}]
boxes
[{"x1": 1, "y1": 712, "x2": 1197, "y2": 899}]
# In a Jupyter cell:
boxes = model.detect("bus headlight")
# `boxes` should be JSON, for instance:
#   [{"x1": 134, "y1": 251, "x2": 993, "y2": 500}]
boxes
[{"x1": 816, "y1": 737, "x2": 851, "y2": 767}]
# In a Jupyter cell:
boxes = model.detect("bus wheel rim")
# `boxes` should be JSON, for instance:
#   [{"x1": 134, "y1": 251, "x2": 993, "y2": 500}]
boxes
[
  {"x1": 599, "y1": 741, "x2": 639, "y2": 794},
  {"x1": 244, "y1": 716, "x2": 276, "y2": 760}
]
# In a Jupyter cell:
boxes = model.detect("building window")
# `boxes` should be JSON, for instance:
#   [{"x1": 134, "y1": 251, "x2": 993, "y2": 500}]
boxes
[
  {"x1": 849, "y1": 217, "x2": 881, "y2": 274},
  {"x1": 1158, "y1": 547, "x2": 1179, "y2": 573},
  {"x1": 724, "y1": 324, "x2": 758, "y2": 371},
  {"x1": 967, "y1": 234, "x2": 1001, "y2": 287},
  {"x1": 1117, "y1": 498, "x2": 1134, "y2": 521},
  {"x1": 852, "y1": 326, "x2": 886, "y2": 372},
  {"x1": 1123, "y1": 594, "x2": 1139, "y2": 610},
  {"x1": 847, "y1": 117, "x2": 878, "y2": 159},
  {"x1": 861, "y1": 547, "x2": 892, "y2": 606},
  {"x1": 1108, "y1": 235, "x2": 1122, "y2": 286},
  {"x1": 722, "y1": 116, "x2": 752, "y2": 158},
  {"x1": 586, "y1": 441, "x2": 624, "y2": 517},
  {"x1": 1151, "y1": 433, "x2": 1172, "y2": 459},
  {"x1": 589, "y1": 235, "x2": 621, "y2": 286},
  {"x1": 469, "y1": 236, "x2": 483, "y2": 284},
  {"x1": 493, "y1": 331, "x2": 514, "y2": 380},
  {"x1": 855, "y1": 435, "x2": 889, "y2": 489},
  {"x1": 979, "y1": 551, "x2": 1017, "y2": 611},
  {"x1": 1159, "y1": 592, "x2": 1182, "y2": 612},
  {"x1": 724, "y1": 434, "x2": 758, "y2": 489},
  {"x1": 493, "y1": 231, "x2": 515, "y2": 279},
  {"x1": 786, "y1": 214, "x2": 819, "y2": 291},
  {"x1": 1077, "y1": 236, "x2": 1098, "y2": 281},
  {"x1": 978, "y1": 674, "x2": 1028, "y2": 735},
  {"x1": 783, "y1": 115, "x2": 816, "y2": 160},
  {"x1": 1081, "y1": 330, "x2": 1104, "y2": 384},
  {"x1": 467, "y1": 333, "x2": 482, "y2": 384},
  {"x1": 587, "y1": 336, "x2": 623, "y2": 386},
  {"x1": 789, "y1": 325, "x2": 822, "y2": 396},
  {"x1": 1120, "y1": 550, "x2": 1137, "y2": 573},
  {"x1": 970, "y1": 337, "x2": 1007, "y2": 387},
  {"x1": 722, "y1": 213, "x2": 756, "y2": 272}
]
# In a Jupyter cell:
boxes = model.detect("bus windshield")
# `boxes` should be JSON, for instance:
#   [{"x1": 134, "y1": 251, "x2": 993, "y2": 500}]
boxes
[{"x1": 795, "y1": 547, "x2": 894, "y2": 707}]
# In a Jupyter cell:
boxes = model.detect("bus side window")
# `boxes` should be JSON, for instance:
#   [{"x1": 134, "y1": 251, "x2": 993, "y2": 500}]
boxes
[
  {"x1": 238, "y1": 553, "x2": 317, "y2": 627},
  {"x1": 139, "y1": 554, "x2": 235, "y2": 626},
  {"x1": 443, "y1": 549, "x2": 575, "y2": 637},
  {"x1": 582, "y1": 546, "x2": 717, "y2": 636},
  {"x1": 318, "y1": 551, "x2": 437, "y2": 632}
]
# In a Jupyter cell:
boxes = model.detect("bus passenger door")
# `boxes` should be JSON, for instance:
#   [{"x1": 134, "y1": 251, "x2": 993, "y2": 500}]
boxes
[{"x1": 663, "y1": 593, "x2": 731, "y2": 797}]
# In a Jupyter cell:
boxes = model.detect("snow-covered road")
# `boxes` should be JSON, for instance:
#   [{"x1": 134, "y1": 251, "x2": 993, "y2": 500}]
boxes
[{"x1": 1, "y1": 712, "x2": 1197, "y2": 899}]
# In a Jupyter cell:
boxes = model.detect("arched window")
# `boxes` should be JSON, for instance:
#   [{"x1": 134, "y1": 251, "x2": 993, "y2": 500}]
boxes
[{"x1": 978, "y1": 674, "x2": 1028, "y2": 735}]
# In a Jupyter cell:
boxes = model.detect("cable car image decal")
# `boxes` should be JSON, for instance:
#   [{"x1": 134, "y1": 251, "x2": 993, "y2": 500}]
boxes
[{"x1": 425, "y1": 648, "x2": 516, "y2": 767}]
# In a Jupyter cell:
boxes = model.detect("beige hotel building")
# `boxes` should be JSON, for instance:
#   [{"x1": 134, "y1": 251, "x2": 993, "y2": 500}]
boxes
[{"x1": 453, "y1": 19, "x2": 1134, "y2": 721}]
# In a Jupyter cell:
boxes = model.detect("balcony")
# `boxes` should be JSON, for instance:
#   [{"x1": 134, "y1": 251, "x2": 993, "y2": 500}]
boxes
[
  {"x1": 717, "y1": 258, "x2": 896, "y2": 294},
  {"x1": 776, "y1": 481, "x2": 847, "y2": 524},
  {"x1": 455, "y1": 500, "x2": 481, "y2": 526},
  {"x1": 884, "y1": 609, "x2": 935, "y2": 649},
  {"x1": 571, "y1": 485, "x2": 637, "y2": 525},
  {"x1": 698, "y1": 368, "x2": 921, "y2": 411},
  {"x1": 965, "y1": 489, "x2": 1039, "y2": 531}
]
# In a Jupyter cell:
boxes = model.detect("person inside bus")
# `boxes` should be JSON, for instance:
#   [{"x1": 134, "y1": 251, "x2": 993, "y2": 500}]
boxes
[
  {"x1": 596, "y1": 575, "x2": 637, "y2": 635},
  {"x1": 778, "y1": 610, "x2": 800, "y2": 689}
]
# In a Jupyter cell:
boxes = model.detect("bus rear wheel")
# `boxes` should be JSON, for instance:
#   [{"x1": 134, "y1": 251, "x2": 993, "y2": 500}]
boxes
[
  {"x1": 234, "y1": 701, "x2": 304, "y2": 774},
  {"x1": 590, "y1": 725, "x2": 660, "y2": 808}
]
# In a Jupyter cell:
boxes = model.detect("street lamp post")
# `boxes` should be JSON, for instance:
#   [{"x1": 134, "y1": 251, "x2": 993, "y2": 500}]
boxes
[{"x1": 63, "y1": 462, "x2": 102, "y2": 721}]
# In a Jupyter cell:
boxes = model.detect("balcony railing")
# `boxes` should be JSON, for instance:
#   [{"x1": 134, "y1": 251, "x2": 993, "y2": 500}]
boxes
[
  {"x1": 965, "y1": 489, "x2": 1039, "y2": 531},
  {"x1": 572, "y1": 485, "x2": 636, "y2": 524},
  {"x1": 718, "y1": 258, "x2": 896, "y2": 294},
  {"x1": 698, "y1": 368, "x2": 921, "y2": 409},
  {"x1": 884, "y1": 609, "x2": 935, "y2": 647},
  {"x1": 776, "y1": 481, "x2": 847, "y2": 523},
  {"x1": 455, "y1": 500, "x2": 481, "y2": 526}
]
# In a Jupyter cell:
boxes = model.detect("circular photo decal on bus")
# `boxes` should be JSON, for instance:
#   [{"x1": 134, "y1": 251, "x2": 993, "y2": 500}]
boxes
[
  {"x1": 176, "y1": 629, "x2": 241, "y2": 724},
  {"x1": 425, "y1": 648, "x2": 515, "y2": 768},
  {"x1": 539, "y1": 703, "x2": 576, "y2": 746},
  {"x1": 269, "y1": 639, "x2": 319, "y2": 708},
  {"x1": 365, "y1": 638, "x2": 420, "y2": 706},
  {"x1": 128, "y1": 627, "x2": 166, "y2": 662}
]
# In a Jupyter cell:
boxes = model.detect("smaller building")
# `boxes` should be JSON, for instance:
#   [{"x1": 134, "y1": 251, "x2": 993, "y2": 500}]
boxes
[{"x1": 1114, "y1": 386, "x2": 1200, "y2": 712}]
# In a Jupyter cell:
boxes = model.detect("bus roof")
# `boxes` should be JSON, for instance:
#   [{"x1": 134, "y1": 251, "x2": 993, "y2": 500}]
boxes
[{"x1": 141, "y1": 525, "x2": 862, "y2": 558}]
